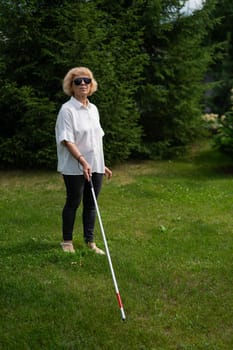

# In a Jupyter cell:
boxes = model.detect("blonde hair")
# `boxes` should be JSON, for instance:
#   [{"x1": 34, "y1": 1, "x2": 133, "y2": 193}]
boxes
[{"x1": 63, "y1": 67, "x2": 98, "y2": 96}]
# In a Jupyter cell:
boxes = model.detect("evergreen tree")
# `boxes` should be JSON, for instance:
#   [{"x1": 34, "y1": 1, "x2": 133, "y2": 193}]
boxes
[
  {"x1": 207, "y1": 0, "x2": 233, "y2": 115},
  {"x1": 0, "y1": 0, "x2": 147, "y2": 168},
  {"x1": 0, "y1": 0, "x2": 219, "y2": 167},
  {"x1": 62, "y1": 0, "x2": 148, "y2": 164},
  {"x1": 137, "y1": 0, "x2": 216, "y2": 157},
  {"x1": 0, "y1": 0, "x2": 66, "y2": 167}
]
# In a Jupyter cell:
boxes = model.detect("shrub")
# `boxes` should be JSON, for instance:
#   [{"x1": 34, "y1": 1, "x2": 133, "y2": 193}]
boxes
[{"x1": 214, "y1": 88, "x2": 233, "y2": 157}]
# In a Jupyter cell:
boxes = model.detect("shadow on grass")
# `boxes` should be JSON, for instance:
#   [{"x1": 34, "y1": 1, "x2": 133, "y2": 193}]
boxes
[
  {"x1": 156, "y1": 148, "x2": 233, "y2": 181},
  {"x1": 193, "y1": 148, "x2": 233, "y2": 176},
  {"x1": 1, "y1": 239, "x2": 58, "y2": 257},
  {"x1": 0, "y1": 239, "x2": 99, "y2": 271}
]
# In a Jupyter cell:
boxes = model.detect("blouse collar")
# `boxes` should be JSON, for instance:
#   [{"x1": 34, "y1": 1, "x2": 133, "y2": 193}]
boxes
[{"x1": 70, "y1": 96, "x2": 91, "y2": 109}]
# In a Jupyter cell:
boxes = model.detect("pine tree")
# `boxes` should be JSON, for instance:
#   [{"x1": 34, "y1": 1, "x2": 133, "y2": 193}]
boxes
[
  {"x1": 0, "y1": 0, "x2": 147, "y2": 167},
  {"x1": 137, "y1": 0, "x2": 216, "y2": 157},
  {"x1": 207, "y1": 0, "x2": 233, "y2": 115}
]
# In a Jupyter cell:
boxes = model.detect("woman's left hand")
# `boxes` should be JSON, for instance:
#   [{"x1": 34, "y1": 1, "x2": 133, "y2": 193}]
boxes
[{"x1": 105, "y1": 166, "x2": 112, "y2": 179}]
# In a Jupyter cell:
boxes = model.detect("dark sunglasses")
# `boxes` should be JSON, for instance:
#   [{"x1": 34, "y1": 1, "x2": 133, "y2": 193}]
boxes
[{"x1": 73, "y1": 77, "x2": 92, "y2": 85}]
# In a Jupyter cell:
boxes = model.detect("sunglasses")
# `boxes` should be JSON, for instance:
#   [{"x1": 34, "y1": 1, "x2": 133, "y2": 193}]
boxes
[{"x1": 73, "y1": 77, "x2": 92, "y2": 85}]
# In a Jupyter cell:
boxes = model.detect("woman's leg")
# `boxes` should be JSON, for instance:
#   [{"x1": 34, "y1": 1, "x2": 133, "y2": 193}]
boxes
[
  {"x1": 62, "y1": 175, "x2": 85, "y2": 241},
  {"x1": 82, "y1": 173, "x2": 103, "y2": 244}
]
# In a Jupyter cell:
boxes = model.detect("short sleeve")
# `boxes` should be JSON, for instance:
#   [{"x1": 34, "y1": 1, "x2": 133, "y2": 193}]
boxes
[{"x1": 55, "y1": 106, "x2": 75, "y2": 144}]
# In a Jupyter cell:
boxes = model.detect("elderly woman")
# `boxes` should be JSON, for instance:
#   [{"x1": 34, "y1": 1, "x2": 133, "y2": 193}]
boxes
[{"x1": 55, "y1": 67, "x2": 112, "y2": 254}]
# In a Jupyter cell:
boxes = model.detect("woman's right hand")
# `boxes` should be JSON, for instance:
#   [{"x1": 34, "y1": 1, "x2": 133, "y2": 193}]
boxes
[
  {"x1": 63, "y1": 141, "x2": 92, "y2": 181},
  {"x1": 82, "y1": 161, "x2": 92, "y2": 181}
]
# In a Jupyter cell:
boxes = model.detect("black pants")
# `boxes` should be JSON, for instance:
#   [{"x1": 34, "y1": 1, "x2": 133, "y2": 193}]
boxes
[{"x1": 62, "y1": 173, "x2": 103, "y2": 243}]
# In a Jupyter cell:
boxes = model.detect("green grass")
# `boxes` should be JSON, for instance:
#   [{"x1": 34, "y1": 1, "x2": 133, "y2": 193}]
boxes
[{"x1": 0, "y1": 144, "x2": 233, "y2": 349}]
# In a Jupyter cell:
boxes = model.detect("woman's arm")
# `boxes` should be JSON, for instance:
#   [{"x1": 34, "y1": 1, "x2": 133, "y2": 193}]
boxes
[
  {"x1": 63, "y1": 141, "x2": 92, "y2": 181},
  {"x1": 105, "y1": 166, "x2": 112, "y2": 179}
]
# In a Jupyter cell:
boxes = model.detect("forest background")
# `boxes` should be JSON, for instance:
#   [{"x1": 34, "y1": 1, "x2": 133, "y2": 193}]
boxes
[{"x1": 0, "y1": 0, "x2": 232, "y2": 169}]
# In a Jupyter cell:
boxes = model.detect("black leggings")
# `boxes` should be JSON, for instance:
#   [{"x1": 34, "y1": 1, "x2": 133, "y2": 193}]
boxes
[{"x1": 62, "y1": 173, "x2": 103, "y2": 243}]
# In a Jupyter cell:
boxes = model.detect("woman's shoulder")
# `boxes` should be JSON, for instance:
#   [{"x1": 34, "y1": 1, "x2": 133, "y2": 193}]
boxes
[
  {"x1": 60, "y1": 97, "x2": 77, "y2": 112},
  {"x1": 62, "y1": 97, "x2": 74, "y2": 108},
  {"x1": 88, "y1": 101, "x2": 98, "y2": 111}
]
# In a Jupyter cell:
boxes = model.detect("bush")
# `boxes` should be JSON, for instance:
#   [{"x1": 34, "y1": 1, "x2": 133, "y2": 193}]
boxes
[
  {"x1": 0, "y1": 83, "x2": 57, "y2": 169},
  {"x1": 213, "y1": 88, "x2": 233, "y2": 157},
  {"x1": 214, "y1": 109, "x2": 233, "y2": 156}
]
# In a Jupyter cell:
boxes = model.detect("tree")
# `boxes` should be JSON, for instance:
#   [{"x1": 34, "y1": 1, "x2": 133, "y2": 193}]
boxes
[
  {"x1": 202, "y1": 0, "x2": 233, "y2": 156},
  {"x1": 62, "y1": 0, "x2": 148, "y2": 164},
  {"x1": 136, "y1": 0, "x2": 217, "y2": 157},
  {"x1": 0, "y1": 0, "x2": 147, "y2": 168},
  {"x1": 0, "y1": 0, "x2": 67, "y2": 168},
  {"x1": 207, "y1": 0, "x2": 233, "y2": 115},
  {"x1": 0, "y1": 0, "x2": 220, "y2": 167}
]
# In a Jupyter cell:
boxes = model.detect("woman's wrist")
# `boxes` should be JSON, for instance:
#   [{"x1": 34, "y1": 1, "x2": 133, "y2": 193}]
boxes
[
  {"x1": 77, "y1": 154, "x2": 84, "y2": 162},
  {"x1": 78, "y1": 155, "x2": 88, "y2": 168}
]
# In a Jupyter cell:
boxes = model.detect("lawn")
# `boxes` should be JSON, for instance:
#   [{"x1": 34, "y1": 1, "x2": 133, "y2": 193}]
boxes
[{"x1": 0, "y1": 143, "x2": 233, "y2": 349}]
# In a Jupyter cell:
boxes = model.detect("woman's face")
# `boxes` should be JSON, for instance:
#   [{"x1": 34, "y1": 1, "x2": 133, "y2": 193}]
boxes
[{"x1": 72, "y1": 75, "x2": 92, "y2": 100}]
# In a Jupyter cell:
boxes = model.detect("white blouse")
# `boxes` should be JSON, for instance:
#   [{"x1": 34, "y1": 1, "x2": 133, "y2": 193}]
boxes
[{"x1": 55, "y1": 96, "x2": 105, "y2": 175}]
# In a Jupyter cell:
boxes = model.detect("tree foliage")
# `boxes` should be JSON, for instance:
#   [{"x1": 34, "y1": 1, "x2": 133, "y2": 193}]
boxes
[
  {"x1": 0, "y1": 0, "x2": 66, "y2": 167},
  {"x1": 205, "y1": 0, "x2": 233, "y2": 156},
  {"x1": 136, "y1": 0, "x2": 217, "y2": 157},
  {"x1": 0, "y1": 0, "x2": 225, "y2": 168},
  {"x1": 207, "y1": 0, "x2": 233, "y2": 116},
  {"x1": 0, "y1": 0, "x2": 147, "y2": 167}
]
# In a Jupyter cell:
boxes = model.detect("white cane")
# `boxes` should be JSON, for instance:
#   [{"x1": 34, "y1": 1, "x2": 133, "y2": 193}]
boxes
[{"x1": 89, "y1": 178, "x2": 126, "y2": 321}]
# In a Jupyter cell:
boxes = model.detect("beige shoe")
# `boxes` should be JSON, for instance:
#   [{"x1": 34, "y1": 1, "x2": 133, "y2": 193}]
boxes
[
  {"x1": 88, "y1": 242, "x2": 105, "y2": 255},
  {"x1": 61, "y1": 242, "x2": 75, "y2": 253}
]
